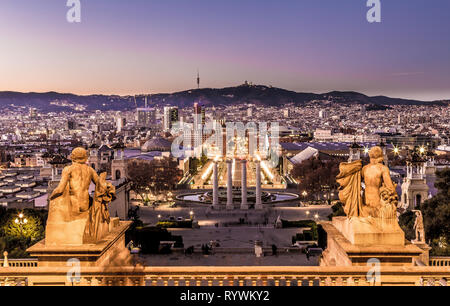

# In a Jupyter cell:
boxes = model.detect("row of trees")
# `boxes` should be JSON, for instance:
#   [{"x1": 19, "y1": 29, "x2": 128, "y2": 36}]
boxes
[
  {"x1": 127, "y1": 157, "x2": 182, "y2": 205},
  {"x1": 291, "y1": 156, "x2": 343, "y2": 200},
  {"x1": 188, "y1": 154, "x2": 208, "y2": 176}
]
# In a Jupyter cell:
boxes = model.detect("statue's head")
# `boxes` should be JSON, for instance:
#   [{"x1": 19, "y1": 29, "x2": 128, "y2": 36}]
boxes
[
  {"x1": 369, "y1": 146, "x2": 384, "y2": 163},
  {"x1": 71, "y1": 147, "x2": 88, "y2": 164}
]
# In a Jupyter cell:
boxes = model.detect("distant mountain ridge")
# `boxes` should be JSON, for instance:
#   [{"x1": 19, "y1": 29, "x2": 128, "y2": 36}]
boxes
[{"x1": 0, "y1": 84, "x2": 447, "y2": 112}]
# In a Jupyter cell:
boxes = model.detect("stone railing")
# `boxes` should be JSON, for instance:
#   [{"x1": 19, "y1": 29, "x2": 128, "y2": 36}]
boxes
[
  {"x1": 5, "y1": 259, "x2": 38, "y2": 268},
  {"x1": 1, "y1": 266, "x2": 449, "y2": 286},
  {"x1": 430, "y1": 257, "x2": 450, "y2": 267},
  {"x1": 1, "y1": 252, "x2": 38, "y2": 268}
]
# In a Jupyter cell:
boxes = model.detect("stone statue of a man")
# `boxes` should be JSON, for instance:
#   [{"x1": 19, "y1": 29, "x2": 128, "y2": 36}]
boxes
[
  {"x1": 337, "y1": 146, "x2": 398, "y2": 219},
  {"x1": 50, "y1": 147, "x2": 99, "y2": 214},
  {"x1": 413, "y1": 210, "x2": 425, "y2": 243},
  {"x1": 46, "y1": 147, "x2": 114, "y2": 245},
  {"x1": 362, "y1": 146, "x2": 396, "y2": 212}
]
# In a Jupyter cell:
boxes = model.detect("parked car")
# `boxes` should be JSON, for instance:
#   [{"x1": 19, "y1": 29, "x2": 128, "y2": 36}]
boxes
[{"x1": 306, "y1": 247, "x2": 323, "y2": 257}]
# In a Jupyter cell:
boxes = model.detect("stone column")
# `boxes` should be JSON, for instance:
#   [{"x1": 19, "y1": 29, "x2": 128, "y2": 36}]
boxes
[
  {"x1": 241, "y1": 159, "x2": 248, "y2": 210},
  {"x1": 255, "y1": 160, "x2": 262, "y2": 210},
  {"x1": 226, "y1": 159, "x2": 233, "y2": 210},
  {"x1": 212, "y1": 161, "x2": 219, "y2": 209}
]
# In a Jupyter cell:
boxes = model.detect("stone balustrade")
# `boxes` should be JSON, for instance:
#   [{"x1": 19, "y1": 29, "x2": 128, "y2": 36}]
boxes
[
  {"x1": 430, "y1": 257, "x2": 450, "y2": 267},
  {"x1": 5, "y1": 259, "x2": 38, "y2": 268},
  {"x1": 0, "y1": 266, "x2": 449, "y2": 286},
  {"x1": 1, "y1": 252, "x2": 38, "y2": 268}
]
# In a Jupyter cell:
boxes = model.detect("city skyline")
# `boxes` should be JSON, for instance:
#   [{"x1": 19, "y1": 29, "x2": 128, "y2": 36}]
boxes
[{"x1": 1, "y1": 0, "x2": 450, "y2": 100}]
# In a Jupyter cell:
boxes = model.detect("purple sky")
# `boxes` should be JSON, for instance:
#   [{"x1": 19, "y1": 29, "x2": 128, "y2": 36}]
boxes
[{"x1": 0, "y1": 0, "x2": 449, "y2": 100}]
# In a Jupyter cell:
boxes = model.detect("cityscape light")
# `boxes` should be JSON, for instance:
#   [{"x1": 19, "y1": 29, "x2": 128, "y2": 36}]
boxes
[{"x1": 201, "y1": 163, "x2": 214, "y2": 180}]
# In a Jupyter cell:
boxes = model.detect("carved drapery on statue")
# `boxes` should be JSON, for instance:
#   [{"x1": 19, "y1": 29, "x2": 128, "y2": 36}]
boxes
[
  {"x1": 83, "y1": 173, "x2": 115, "y2": 243},
  {"x1": 336, "y1": 160, "x2": 366, "y2": 218},
  {"x1": 378, "y1": 184, "x2": 398, "y2": 218}
]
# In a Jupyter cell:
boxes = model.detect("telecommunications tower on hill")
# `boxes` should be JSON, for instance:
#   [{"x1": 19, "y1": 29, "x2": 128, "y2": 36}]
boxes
[{"x1": 197, "y1": 69, "x2": 200, "y2": 89}]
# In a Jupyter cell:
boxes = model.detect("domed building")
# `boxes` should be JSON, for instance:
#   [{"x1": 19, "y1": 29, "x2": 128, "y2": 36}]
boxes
[{"x1": 141, "y1": 137, "x2": 172, "y2": 153}]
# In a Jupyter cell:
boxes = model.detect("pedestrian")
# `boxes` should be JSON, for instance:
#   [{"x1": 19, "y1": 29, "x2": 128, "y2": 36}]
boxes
[{"x1": 271, "y1": 244, "x2": 277, "y2": 256}]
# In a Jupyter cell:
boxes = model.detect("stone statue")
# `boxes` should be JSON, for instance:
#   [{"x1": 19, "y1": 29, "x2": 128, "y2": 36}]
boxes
[
  {"x1": 46, "y1": 147, "x2": 115, "y2": 245},
  {"x1": 336, "y1": 146, "x2": 398, "y2": 220},
  {"x1": 83, "y1": 172, "x2": 115, "y2": 243},
  {"x1": 336, "y1": 160, "x2": 364, "y2": 217},
  {"x1": 413, "y1": 210, "x2": 425, "y2": 243}
]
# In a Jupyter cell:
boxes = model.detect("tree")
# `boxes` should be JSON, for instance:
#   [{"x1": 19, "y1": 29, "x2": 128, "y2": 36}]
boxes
[
  {"x1": 327, "y1": 202, "x2": 346, "y2": 220},
  {"x1": 3, "y1": 214, "x2": 43, "y2": 241},
  {"x1": 398, "y1": 211, "x2": 416, "y2": 241},
  {"x1": 0, "y1": 208, "x2": 47, "y2": 258},
  {"x1": 291, "y1": 156, "x2": 341, "y2": 200},
  {"x1": 189, "y1": 158, "x2": 199, "y2": 175},
  {"x1": 200, "y1": 153, "x2": 209, "y2": 167},
  {"x1": 419, "y1": 169, "x2": 450, "y2": 255},
  {"x1": 127, "y1": 157, "x2": 183, "y2": 204}
]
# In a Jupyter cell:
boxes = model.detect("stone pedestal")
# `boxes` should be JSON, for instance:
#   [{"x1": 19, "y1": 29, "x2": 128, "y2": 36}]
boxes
[
  {"x1": 27, "y1": 220, "x2": 132, "y2": 267},
  {"x1": 226, "y1": 159, "x2": 233, "y2": 210},
  {"x1": 45, "y1": 215, "x2": 89, "y2": 246},
  {"x1": 412, "y1": 241, "x2": 432, "y2": 266},
  {"x1": 321, "y1": 217, "x2": 423, "y2": 267},
  {"x1": 332, "y1": 216, "x2": 405, "y2": 246}
]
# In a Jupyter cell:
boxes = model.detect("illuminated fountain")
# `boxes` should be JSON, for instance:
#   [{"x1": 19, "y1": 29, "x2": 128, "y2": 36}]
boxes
[
  {"x1": 178, "y1": 132, "x2": 298, "y2": 209},
  {"x1": 178, "y1": 156, "x2": 298, "y2": 209}
]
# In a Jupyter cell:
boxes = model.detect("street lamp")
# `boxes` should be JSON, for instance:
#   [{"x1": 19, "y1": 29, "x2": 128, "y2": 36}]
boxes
[
  {"x1": 189, "y1": 211, "x2": 194, "y2": 220},
  {"x1": 393, "y1": 147, "x2": 400, "y2": 155},
  {"x1": 419, "y1": 146, "x2": 426, "y2": 155},
  {"x1": 15, "y1": 213, "x2": 28, "y2": 225},
  {"x1": 314, "y1": 213, "x2": 319, "y2": 221},
  {"x1": 15, "y1": 212, "x2": 28, "y2": 237},
  {"x1": 144, "y1": 187, "x2": 150, "y2": 206},
  {"x1": 306, "y1": 210, "x2": 310, "y2": 217}
]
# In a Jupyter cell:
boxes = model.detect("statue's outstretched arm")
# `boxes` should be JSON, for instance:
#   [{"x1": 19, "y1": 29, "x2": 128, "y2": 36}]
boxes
[{"x1": 50, "y1": 167, "x2": 70, "y2": 200}]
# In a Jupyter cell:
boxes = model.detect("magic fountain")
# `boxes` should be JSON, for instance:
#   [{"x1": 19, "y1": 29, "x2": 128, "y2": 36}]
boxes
[{"x1": 178, "y1": 156, "x2": 299, "y2": 209}]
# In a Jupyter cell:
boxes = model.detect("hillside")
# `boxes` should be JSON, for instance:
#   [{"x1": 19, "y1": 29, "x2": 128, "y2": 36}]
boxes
[{"x1": 0, "y1": 84, "x2": 447, "y2": 112}]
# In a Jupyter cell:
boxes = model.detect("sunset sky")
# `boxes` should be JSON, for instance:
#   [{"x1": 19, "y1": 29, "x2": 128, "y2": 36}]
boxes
[{"x1": 1, "y1": 0, "x2": 449, "y2": 100}]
